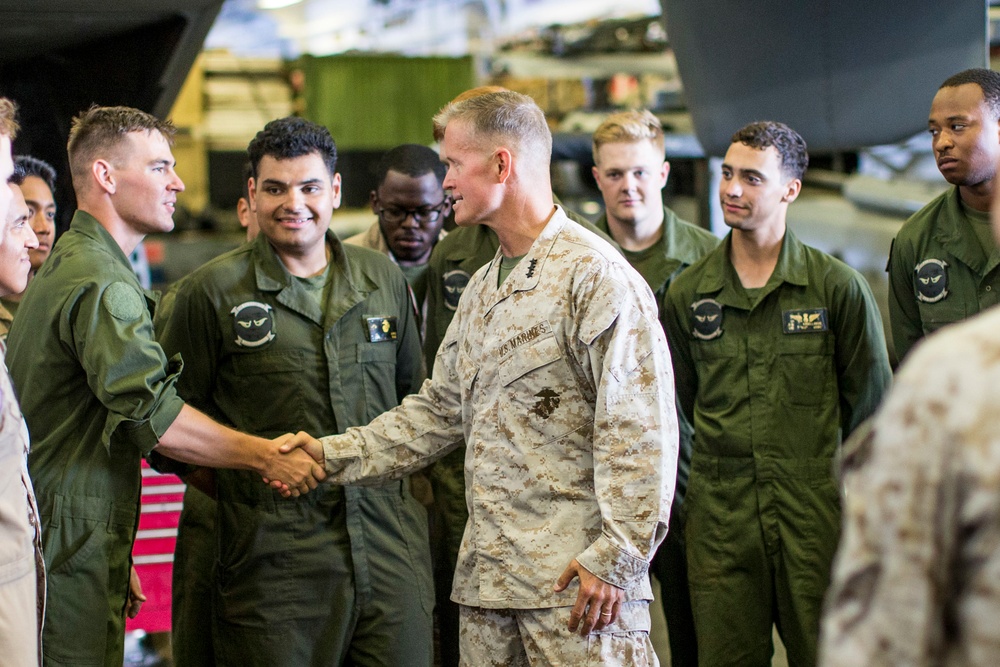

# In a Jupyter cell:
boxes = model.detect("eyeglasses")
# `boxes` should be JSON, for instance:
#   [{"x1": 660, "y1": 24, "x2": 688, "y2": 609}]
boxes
[{"x1": 374, "y1": 197, "x2": 449, "y2": 226}]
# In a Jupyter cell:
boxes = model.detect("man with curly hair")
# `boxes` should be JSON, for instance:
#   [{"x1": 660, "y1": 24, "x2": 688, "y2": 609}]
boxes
[
  {"x1": 664, "y1": 121, "x2": 891, "y2": 666},
  {"x1": 158, "y1": 116, "x2": 432, "y2": 665}
]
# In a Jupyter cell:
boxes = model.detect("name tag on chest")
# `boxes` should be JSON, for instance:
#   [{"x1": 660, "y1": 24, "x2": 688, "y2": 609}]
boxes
[
  {"x1": 782, "y1": 308, "x2": 828, "y2": 334},
  {"x1": 367, "y1": 316, "x2": 398, "y2": 342}
]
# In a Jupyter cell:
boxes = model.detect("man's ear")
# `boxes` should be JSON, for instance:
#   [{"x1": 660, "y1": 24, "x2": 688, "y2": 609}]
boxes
[
  {"x1": 369, "y1": 189, "x2": 379, "y2": 215},
  {"x1": 781, "y1": 177, "x2": 802, "y2": 204},
  {"x1": 248, "y1": 177, "x2": 258, "y2": 212},
  {"x1": 496, "y1": 148, "x2": 513, "y2": 184},
  {"x1": 92, "y1": 159, "x2": 115, "y2": 195}
]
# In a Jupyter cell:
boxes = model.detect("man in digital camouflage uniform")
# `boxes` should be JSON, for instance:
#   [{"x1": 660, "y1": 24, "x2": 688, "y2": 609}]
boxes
[
  {"x1": 664, "y1": 121, "x2": 891, "y2": 666},
  {"x1": 591, "y1": 109, "x2": 718, "y2": 667},
  {"x1": 888, "y1": 68, "x2": 1000, "y2": 362},
  {"x1": 820, "y1": 157, "x2": 1000, "y2": 667},
  {"x1": 158, "y1": 117, "x2": 433, "y2": 666},
  {"x1": 6, "y1": 106, "x2": 323, "y2": 667},
  {"x1": 290, "y1": 90, "x2": 677, "y2": 666},
  {"x1": 421, "y1": 86, "x2": 622, "y2": 666}
]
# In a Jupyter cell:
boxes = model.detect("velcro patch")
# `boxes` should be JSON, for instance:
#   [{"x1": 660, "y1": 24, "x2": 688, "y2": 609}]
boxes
[
  {"x1": 102, "y1": 282, "x2": 145, "y2": 321},
  {"x1": 367, "y1": 316, "x2": 397, "y2": 342},
  {"x1": 783, "y1": 308, "x2": 828, "y2": 334},
  {"x1": 442, "y1": 270, "x2": 471, "y2": 311}
]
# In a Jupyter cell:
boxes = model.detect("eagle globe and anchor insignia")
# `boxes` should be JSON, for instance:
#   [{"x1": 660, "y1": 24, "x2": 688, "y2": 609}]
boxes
[
  {"x1": 691, "y1": 298, "x2": 723, "y2": 340},
  {"x1": 231, "y1": 301, "x2": 275, "y2": 348},
  {"x1": 914, "y1": 258, "x2": 948, "y2": 303}
]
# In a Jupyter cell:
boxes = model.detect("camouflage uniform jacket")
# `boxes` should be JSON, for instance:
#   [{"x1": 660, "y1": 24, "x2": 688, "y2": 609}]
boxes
[
  {"x1": 821, "y1": 306, "x2": 1000, "y2": 666},
  {"x1": 321, "y1": 208, "x2": 678, "y2": 609}
]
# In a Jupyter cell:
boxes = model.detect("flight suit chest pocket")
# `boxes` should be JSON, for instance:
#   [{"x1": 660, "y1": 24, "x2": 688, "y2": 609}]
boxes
[
  {"x1": 498, "y1": 330, "x2": 589, "y2": 447},
  {"x1": 230, "y1": 350, "x2": 307, "y2": 433},
  {"x1": 775, "y1": 335, "x2": 834, "y2": 406},
  {"x1": 691, "y1": 339, "x2": 738, "y2": 411},
  {"x1": 916, "y1": 297, "x2": 966, "y2": 334},
  {"x1": 356, "y1": 342, "x2": 398, "y2": 419}
]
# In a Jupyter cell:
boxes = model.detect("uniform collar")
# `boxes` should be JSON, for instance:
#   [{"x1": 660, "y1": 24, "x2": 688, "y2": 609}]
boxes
[
  {"x1": 69, "y1": 210, "x2": 136, "y2": 270},
  {"x1": 252, "y1": 230, "x2": 372, "y2": 326},
  {"x1": 478, "y1": 207, "x2": 569, "y2": 312},
  {"x1": 696, "y1": 228, "x2": 809, "y2": 309},
  {"x1": 932, "y1": 186, "x2": 995, "y2": 275}
]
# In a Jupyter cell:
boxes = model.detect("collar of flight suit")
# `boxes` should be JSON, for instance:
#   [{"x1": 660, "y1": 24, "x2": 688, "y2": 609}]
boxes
[
  {"x1": 70, "y1": 210, "x2": 160, "y2": 311},
  {"x1": 931, "y1": 186, "x2": 999, "y2": 277},
  {"x1": 694, "y1": 227, "x2": 810, "y2": 310},
  {"x1": 437, "y1": 223, "x2": 500, "y2": 270},
  {"x1": 476, "y1": 206, "x2": 570, "y2": 314},
  {"x1": 594, "y1": 205, "x2": 709, "y2": 293},
  {"x1": 251, "y1": 229, "x2": 374, "y2": 327}
]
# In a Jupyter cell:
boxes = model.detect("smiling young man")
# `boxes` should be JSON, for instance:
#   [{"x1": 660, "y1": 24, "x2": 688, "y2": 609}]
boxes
[
  {"x1": 664, "y1": 121, "x2": 891, "y2": 667},
  {"x1": 157, "y1": 116, "x2": 432, "y2": 666},
  {"x1": 591, "y1": 109, "x2": 717, "y2": 667},
  {"x1": 1, "y1": 156, "x2": 58, "y2": 320},
  {"x1": 5, "y1": 106, "x2": 324, "y2": 666},
  {"x1": 888, "y1": 68, "x2": 1000, "y2": 362}
]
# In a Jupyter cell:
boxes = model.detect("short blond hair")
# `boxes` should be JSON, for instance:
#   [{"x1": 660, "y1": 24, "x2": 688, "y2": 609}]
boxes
[
  {"x1": 67, "y1": 105, "x2": 176, "y2": 190},
  {"x1": 434, "y1": 91, "x2": 552, "y2": 173},
  {"x1": 0, "y1": 98, "x2": 19, "y2": 140},
  {"x1": 592, "y1": 109, "x2": 664, "y2": 164},
  {"x1": 432, "y1": 85, "x2": 510, "y2": 142}
]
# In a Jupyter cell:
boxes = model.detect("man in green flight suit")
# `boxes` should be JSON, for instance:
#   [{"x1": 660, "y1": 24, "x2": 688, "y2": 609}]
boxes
[
  {"x1": 157, "y1": 117, "x2": 433, "y2": 666},
  {"x1": 6, "y1": 106, "x2": 324, "y2": 667},
  {"x1": 591, "y1": 109, "x2": 718, "y2": 667},
  {"x1": 420, "y1": 85, "x2": 621, "y2": 666},
  {"x1": 663, "y1": 121, "x2": 891, "y2": 666},
  {"x1": 888, "y1": 68, "x2": 1000, "y2": 363}
]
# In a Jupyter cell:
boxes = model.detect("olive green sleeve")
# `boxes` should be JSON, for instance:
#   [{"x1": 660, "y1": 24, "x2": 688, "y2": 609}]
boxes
[
  {"x1": 832, "y1": 272, "x2": 893, "y2": 438},
  {"x1": 663, "y1": 281, "x2": 698, "y2": 427},
  {"x1": 887, "y1": 236, "x2": 922, "y2": 364},
  {"x1": 67, "y1": 280, "x2": 185, "y2": 456}
]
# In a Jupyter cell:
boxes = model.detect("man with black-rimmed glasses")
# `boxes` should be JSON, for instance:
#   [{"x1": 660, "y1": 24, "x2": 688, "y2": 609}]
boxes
[{"x1": 346, "y1": 143, "x2": 450, "y2": 337}]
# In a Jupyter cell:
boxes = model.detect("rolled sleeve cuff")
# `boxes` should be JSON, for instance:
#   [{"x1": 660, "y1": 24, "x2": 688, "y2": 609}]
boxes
[
  {"x1": 103, "y1": 392, "x2": 185, "y2": 457},
  {"x1": 576, "y1": 532, "x2": 649, "y2": 589},
  {"x1": 321, "y1": 434, "x2": 364, "y2": 475}
]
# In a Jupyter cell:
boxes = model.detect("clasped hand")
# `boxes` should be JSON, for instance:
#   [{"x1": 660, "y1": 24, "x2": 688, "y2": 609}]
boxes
[{"x1": 261, "y1": 431, "x2": 326, "y2": 497}]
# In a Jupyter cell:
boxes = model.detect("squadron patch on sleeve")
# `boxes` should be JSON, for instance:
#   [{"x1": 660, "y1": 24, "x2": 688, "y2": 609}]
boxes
[
  {"x1": 914, "y1": 258, "x2": 948, "y2": 303},
  {"x1": 231, "y1": 301, "x2": 275, "y2": 348},
  {"x1": 783, "y1": 308, "x2": 829, "y2": 334},
  {"x1": 366, "y1": 316, "x2": 398, "y2": 342},
  {"x1": 691, "y1": 298, "x2": 723, "y2": 340},
  {"x1": 102, "y1": 282, "x2": 145, "y2": 322},
  {"x1": 442, "y1": 270, "x2": 471, "y2": 311}
]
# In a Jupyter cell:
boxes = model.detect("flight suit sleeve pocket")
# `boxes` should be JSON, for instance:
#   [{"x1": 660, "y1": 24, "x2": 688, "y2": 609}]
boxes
[{"x1": 499, "y1": 333, "x2": 562, "y2": 386}]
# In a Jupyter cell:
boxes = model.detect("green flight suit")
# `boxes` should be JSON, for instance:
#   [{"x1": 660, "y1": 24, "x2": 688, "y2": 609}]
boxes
[
  {"x1": 594, "y1": 206, "x2": 718, "y2": 667},
  {"x1": 153, "y1": 280, "x2": 218, "y2": 667},
  {"x1": 663, "y1": 230, "x2": 891, "y2": 667},
  {"x1": 6, "y1": 211, "x2": 186, "y2": 667},
  {"x1": 158, "y1": 231, "x2": 432, "y2": 666},
  {"x1": 888, "y1": 186, "x2": 1000, "y2": 362},
  {"x1": 421, "y1": 206, "x2": 617, "y2": 666}
]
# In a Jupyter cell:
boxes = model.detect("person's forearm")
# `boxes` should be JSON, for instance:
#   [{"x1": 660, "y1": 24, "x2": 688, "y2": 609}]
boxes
[{"x1": 155, "y1": 404, "x2": 266, "y2": 474}]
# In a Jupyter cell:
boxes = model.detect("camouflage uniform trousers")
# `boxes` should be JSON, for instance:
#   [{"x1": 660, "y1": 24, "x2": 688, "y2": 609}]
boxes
[{"x1": 458, "y1": 602, "x2": 659, "y2": 667}]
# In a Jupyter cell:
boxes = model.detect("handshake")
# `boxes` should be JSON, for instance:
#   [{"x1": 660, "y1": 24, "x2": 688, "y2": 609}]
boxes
[{"x1": 260, "y1": 431, "x2": 328, "y2": 497}]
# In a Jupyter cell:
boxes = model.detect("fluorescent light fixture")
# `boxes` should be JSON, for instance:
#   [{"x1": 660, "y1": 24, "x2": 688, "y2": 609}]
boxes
[{"x1": 258, "y1": 0, "x2": 302, "y2": 9}]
